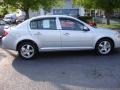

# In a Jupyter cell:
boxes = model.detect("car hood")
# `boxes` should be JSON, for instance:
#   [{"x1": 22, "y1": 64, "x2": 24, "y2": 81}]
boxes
[{"x1": 94, "y1": 27, "x2": 117, "y2": 34}]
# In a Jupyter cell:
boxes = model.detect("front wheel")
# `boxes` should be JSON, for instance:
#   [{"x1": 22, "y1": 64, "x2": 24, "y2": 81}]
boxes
[
  {"x1": 18, "y1": 42, "x2": 38, "y2": 59},
  {"x1": 95, "y1": 39, "x2": 114, "y2": 55}
]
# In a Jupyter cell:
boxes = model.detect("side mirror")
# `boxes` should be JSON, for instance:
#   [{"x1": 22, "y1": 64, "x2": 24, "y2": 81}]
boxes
[{"x1": 83, "y1": 26, "x2": 90, "y2": 31}]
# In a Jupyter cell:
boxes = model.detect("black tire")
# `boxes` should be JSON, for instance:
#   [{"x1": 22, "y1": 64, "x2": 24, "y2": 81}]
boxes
[
  {"x1": 18, "y1": 42, "x2": 38, "y2": 60},
  {"x1": 95, "y1": 39, "x2": 114, "y2": 55}
]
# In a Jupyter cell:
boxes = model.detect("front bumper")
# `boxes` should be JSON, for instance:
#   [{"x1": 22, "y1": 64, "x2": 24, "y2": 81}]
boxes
[{"x1": 114, "y1": 37, "x2": 120, "y2": 48}]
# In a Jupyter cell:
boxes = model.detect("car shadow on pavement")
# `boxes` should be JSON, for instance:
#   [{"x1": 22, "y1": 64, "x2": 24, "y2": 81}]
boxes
[
  {"x1": 0, "y1": 52, "x2": 7, "y2": 60},
  {"x1": 12, "y1": 50, "x2": 120, "y2": 89},
  {"x1": 0, "y1": 48, "x2": 8, "y2": 60}
]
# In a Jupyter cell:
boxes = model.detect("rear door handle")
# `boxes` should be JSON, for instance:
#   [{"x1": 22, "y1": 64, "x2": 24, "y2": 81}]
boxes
[
  {"x1": 64, "y1": 33, "x2": 70, "y2": 36},
  {"x1": 34, "y1": 32, "x2": 41, "y2": 35}
]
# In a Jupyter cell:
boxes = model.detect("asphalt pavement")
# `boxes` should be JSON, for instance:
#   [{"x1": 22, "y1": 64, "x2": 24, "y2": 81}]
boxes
[{"x1": 0, "y1": 41, "x2": 120, "y2": 90}]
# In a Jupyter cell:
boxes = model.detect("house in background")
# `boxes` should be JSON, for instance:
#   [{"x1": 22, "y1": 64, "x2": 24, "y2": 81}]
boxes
[
  {"x1": 29, "y1": 9, "x2": 44, "y2": 18},
  {"x1": 28, "y1": 0, "x2": 105, "y2": 18},
  {"x1": 29, "y1": 0, "x2": 85, "y2": 18},
  {"x1": 28, "y1": 0, "x2": 120, "y2": 18},
  {"x1": 16, "y1": 9, "x2": 26, "y2": 21},
  {"x1": 51, "y1": 0, "x2": 85, "y2": 17}
]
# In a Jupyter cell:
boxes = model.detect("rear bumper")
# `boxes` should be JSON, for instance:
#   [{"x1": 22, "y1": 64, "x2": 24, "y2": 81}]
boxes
[{"x1": 2, "y1": 36, "x2": 16, "y2": 50}]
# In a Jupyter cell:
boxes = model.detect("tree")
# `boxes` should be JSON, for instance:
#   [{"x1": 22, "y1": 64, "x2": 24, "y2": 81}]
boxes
[
  {"x1": 0, "y1": 0, "x2": 9, "y2": 17},
  {"x1": 73, "y1": 0, "x2": 120, "y2": 25},
  {"x1": 3, "y1": 0, "x2": 63, "y2": 19},
  {"x1": 73, "y1": 0, "x2": 93, "y2": 9},
  {"x1": 42, "y1": 0, "x2": 64, "y2": 14}
]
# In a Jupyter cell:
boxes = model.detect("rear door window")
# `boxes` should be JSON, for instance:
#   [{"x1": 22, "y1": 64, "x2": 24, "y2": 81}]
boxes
[{"x1": 30, "y1": 18, "x2": 57, "y2": 30}]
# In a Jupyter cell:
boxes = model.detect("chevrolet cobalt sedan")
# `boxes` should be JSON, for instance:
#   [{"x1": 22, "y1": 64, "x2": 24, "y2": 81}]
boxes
[{"x1": 2, "y1": 15, "x2": 120, "y2": 59}]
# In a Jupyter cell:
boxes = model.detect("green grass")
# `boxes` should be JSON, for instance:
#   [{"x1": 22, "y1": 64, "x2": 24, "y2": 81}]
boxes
[{"x1": 97, "y1": 24, "x2": 120, "y2": 30}]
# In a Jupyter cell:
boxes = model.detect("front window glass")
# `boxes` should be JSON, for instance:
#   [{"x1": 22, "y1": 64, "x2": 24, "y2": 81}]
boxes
[{"x1": 59, "y1": 18, "x2": 84, "y2": 30}]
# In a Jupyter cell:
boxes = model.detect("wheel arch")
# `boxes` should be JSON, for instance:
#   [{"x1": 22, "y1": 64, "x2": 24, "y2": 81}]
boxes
[
  {"x1": 95, "y1": 37, "x2": 115, "y2": 49},
  {"x1": 16, "y1": 39, "x2": 39, "y2": 51}
]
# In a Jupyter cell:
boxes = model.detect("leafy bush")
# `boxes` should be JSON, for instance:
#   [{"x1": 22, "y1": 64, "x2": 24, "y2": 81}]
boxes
[{"x1": 0, "y1": 7, "x2": 8, "y2": 18}]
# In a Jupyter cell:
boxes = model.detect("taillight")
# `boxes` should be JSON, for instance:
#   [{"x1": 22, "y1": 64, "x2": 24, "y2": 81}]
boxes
[{"x1": 2, "y1": 31, "x2": 8, "y2": 37}]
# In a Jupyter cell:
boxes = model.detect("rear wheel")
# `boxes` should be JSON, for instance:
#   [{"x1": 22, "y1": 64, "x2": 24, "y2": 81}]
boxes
[
  {"x1": 18, "y1": 42, "x2": 38, "y2": 59},
  {"x1": 95, "y1": 39, "x2": 114, "y2": 55}
]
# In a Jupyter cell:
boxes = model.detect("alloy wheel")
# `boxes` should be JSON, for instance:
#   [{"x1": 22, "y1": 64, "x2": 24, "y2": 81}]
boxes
[{"x1": 98, "y1": 40, "x2": 111, "y2": 55}]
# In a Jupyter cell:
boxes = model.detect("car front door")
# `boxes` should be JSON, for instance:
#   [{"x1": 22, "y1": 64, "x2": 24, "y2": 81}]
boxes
[
  {"x1": 59, "y1": 18, "x2": 94, "y2": 49},
  {"x1": 30, "y1": 18, "x2": 61, "y2": 50}
]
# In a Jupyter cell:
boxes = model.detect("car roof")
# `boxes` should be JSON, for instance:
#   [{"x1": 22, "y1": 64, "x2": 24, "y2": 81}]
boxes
[
  {"x1": 27, "y1": 15, "x2": 88, "y2": 27},
  {"x1": 18, "y1": 15, "x2": 93, "y2": 30},
  {"x1": 30, "y1": 15, "x2": 76, "y2": 20}
]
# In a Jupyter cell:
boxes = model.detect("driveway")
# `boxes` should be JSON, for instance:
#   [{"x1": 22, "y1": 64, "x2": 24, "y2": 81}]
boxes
[{"x1": 0, "y1": 41, "x2": 120, "y2": 90}]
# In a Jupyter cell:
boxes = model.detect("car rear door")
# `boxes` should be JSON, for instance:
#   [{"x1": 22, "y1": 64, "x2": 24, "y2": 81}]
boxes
[{"x1": 30, "y1": 17, "x2": 61, "y2": 50}]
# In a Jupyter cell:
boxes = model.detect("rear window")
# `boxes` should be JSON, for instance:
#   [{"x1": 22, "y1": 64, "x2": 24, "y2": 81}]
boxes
[{"x1": 30, "y1": 18, "x2": 57, "y2": 30}]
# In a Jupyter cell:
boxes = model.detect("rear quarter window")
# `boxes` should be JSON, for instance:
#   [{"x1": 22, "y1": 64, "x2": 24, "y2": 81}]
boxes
[{"x1": 30, "y1": 20, "x2": 38, "y2": 29}]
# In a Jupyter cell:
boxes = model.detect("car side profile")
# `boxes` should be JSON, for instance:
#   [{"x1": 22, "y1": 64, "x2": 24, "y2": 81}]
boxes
[{"x1": 2, "y1": 15, "x2": 120, "y2": 59}]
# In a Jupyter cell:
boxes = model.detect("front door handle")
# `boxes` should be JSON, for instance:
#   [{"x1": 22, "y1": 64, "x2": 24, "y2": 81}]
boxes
[{"x1": 64, "y1": 33, "x2": 70, "y2": 36}]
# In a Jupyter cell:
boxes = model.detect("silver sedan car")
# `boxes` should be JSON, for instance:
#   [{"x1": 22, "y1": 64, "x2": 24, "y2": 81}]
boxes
[{"x1": 2, "y1": 15, "x2": 120, "y2": 59}]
